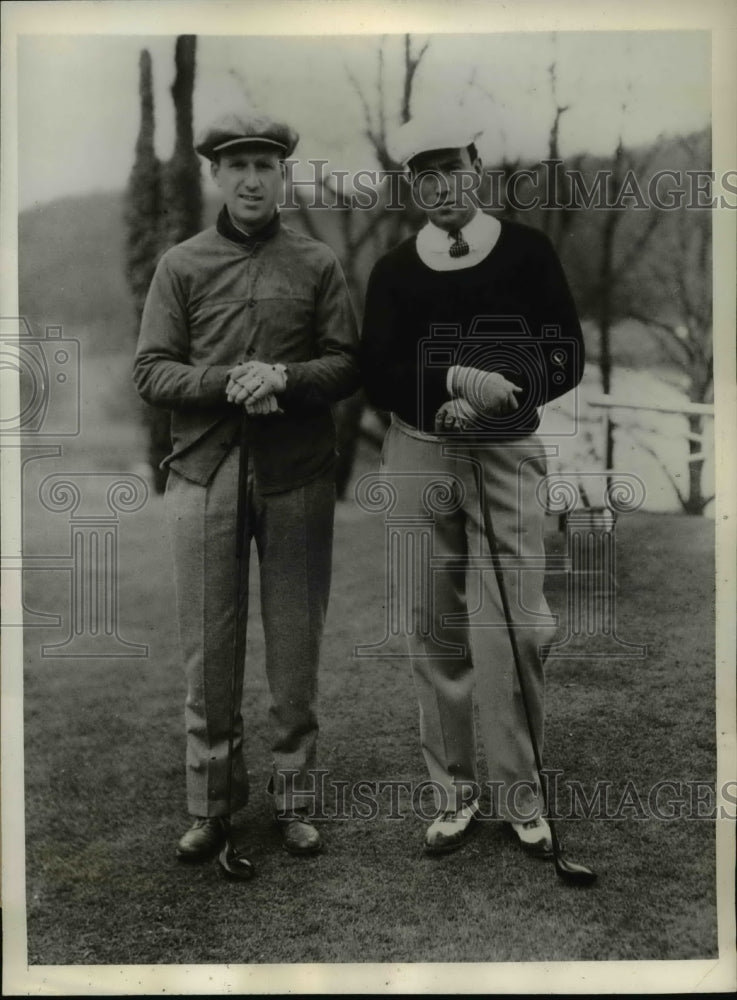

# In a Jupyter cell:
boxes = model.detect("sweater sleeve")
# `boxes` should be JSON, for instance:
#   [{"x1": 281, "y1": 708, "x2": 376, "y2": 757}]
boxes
[
  {"x1": 133, "y1": 254, "x2": 232, "y2": 410},
  {"x1": 466, "y1": 234, "x2": 584, "y2": 411},
  {"x1": 360, "y1": 255, "x2": 450, "y2": 420},
  {"x1": 527, "y1": 234, "x2": 585, "y2": 406}
]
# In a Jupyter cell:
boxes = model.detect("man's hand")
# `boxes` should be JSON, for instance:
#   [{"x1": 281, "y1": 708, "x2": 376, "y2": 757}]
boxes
[
  {"x1": 434, "y1": 397, "x2": 480, "y2": 433},
  {"x1": 226, "y1": 361, "x2": 287, "y2": 406},
  {"x1": 244, "y1": 394, "x2": 281, "y2": 416},
  {"x1": 451, "y1": 366, "x2": 522, "y2": 416}
]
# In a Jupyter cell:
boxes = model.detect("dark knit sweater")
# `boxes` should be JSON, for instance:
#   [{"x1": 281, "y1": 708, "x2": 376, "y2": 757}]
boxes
[{"x1": 360, "y1": 219, "x2": 585, "y2": 437}]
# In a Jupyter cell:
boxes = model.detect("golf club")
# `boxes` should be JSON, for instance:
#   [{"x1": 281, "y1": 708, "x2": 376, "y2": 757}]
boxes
[
  {"x1": 471, "y1": 460, "x2": 597, "y2": 886},
  {"x1": 217, "y1": 412, "x2": 255, "y2": 881}
]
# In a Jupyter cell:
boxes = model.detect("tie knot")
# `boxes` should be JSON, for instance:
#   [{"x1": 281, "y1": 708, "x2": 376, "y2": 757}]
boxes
[{"x1": 448, "y1": 229, "x2": 470, "y2": 258}]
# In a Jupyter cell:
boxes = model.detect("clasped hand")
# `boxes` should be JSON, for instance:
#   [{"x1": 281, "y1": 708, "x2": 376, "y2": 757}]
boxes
[
  {"x1": 434, "y1": 397, "x2": 479, "y2": 432},
  {"x1": 453, "y1": 367, "x2": 522, "y2": 415},
  {"x1": 226, "y1": 360, "x2": 287, "y2": 415},
  {"x1": 435, "y1": 368, "x2": 523, "y2": 432}
]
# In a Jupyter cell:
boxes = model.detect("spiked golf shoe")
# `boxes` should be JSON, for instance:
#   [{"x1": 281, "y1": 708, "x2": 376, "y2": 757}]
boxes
[
  {"x1": 509, "y1": 816, "x2": 554, "y2": 858},
  {"x1": 424, "y1": 801, "x2": 479, "y2": 855}
]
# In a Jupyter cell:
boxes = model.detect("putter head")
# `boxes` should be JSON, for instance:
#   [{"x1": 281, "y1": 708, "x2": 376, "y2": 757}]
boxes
[
  {"x1": 218, "y1": 841, "x2": 255, "y2": 881},
  {"x1": 555, "y1": 857, "x2": 597, "y2": 886}
]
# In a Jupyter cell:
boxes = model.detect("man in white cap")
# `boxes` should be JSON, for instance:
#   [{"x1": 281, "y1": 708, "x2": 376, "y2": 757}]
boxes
[
  {"x1": 361, "y1": 115, "x2": 585, "y2": 858},
  {"x1": 134, "y1": 112, "x2": 359, "y2": 862}
]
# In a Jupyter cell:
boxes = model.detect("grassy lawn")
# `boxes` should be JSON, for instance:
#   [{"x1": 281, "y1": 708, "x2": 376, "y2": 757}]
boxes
[{"x1": 21, "y1": 441, "x2": 718, "y2": 966}]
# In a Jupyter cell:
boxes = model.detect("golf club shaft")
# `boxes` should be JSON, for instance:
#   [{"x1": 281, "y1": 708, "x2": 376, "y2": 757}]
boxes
[
  {"x1": 224, "y1": 413, "x2": 250, "y2": 832},
  {"x1": 470, "y1": 459, "x2": 564, "y2": 860}
]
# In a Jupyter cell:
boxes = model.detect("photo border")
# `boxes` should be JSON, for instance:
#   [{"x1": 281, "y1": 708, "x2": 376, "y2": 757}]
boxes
[{"x1": 2, "y1": 0, "x2": 735, "y2": 994}]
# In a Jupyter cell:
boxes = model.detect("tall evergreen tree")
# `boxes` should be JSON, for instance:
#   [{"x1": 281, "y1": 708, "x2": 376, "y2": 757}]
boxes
[
  {"x1": 124, "y1": 49, "x2": 162, "y2": 320},
  {"x1": 161, "y1": 35, "x2": 202, "y2": 248},
  {"x1": 124, "y1": 49, "x2": 169, "y2": 493},
  {"x1": 125, "y1": 37, "x2": 203, "y2": 493}
]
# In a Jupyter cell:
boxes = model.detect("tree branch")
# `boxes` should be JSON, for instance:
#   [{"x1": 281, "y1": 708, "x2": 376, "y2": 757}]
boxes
[
  {"x1": 402, "y1": 34, "x2": 430, "y2": 122},
  {"x1": 345, "y1": 63, "x2": 377, "y2": 139},
  {"x1": 345, "y1": 204, "x2": 392, "y2": 256},
  {"x1": 612, "y1": 208, "x2": 664, "y2": 283},
  {"x1": 625, "y1": 312, "x2": 695, "y2": 366}
]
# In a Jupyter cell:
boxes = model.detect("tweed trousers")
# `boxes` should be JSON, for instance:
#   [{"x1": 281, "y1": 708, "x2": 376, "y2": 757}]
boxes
[
  {"x1": 165, "y1": 445, "x2": 335, "y2": 817},
  {"x1": 380, "y1": 419, "x2": 556, "y2": 820}
]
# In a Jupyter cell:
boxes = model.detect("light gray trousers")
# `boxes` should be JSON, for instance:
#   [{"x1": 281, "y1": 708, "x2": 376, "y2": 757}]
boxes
[
  {"x1": 165, "y1": 446, "x2": 335, "y2": 816},
  {"x1": 381, "y1": 420, "x2": 556, "y2": 820}
]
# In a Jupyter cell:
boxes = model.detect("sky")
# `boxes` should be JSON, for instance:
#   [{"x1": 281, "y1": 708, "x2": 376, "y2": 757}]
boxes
[{"x1": 16, "y1": 30, "x2": 711, "y2": 210}]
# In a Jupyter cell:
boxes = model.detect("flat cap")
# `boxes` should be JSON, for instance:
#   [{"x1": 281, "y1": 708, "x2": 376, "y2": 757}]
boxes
[
  {"x1": 389, "y1": 115, "x2": 483, "y2": 167},
  {"x1": 195, "y1": 112, "x2": 299, "y2": 160}
]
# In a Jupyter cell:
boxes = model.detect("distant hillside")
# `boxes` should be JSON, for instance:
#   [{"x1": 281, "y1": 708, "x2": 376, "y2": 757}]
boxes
[
  {"x1": 17, "y1": 190, "x2": 345, "y2": 357},
  {"x1": 19, "y1": 191, "x2": 136, "y2": 351},
  {"x1": 17, "y1": 183, "x2": 689, "y2": 371}
]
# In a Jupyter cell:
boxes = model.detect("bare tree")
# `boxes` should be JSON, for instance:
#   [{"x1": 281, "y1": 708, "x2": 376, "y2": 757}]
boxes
[
  {"x1": 623, "y1": 138, "x2": 713, "y2": 513},
  {"x1": 290, "y1": 34, "x2": 431, "y2": 497},
  {"x1": 538, "y1": 60, "x2": 573, "y2": 250},
  {"x1": 448, "y1": 51, "x2": 711, "y2": 512},
  {"x1": 559, "y1": 128, "x2": 712, "y2": 514},
  {"x1": 563, "y1": 138, "x2": 668, "y2": 474}
]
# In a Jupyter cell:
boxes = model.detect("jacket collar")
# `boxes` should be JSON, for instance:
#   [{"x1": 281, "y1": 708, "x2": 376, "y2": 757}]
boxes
[{"x1": 216, "y1": 205, "x2": 281, "y2": 247}]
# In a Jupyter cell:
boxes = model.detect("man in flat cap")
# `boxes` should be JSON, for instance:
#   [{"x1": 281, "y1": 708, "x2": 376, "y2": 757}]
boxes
[
  {"x1": 361, "y1": 115, "x2": 584, "y2": 858},
  {"x1": 134, "y1": 112, "x2": 360, "y2": 862}
]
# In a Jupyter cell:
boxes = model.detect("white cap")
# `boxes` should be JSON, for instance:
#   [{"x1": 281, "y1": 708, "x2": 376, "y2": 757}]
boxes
[{"x1": 388, "y1": 115, "x2": 484, "y2": 166}]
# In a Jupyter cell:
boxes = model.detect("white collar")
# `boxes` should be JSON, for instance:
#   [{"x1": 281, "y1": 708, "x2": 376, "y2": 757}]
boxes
[{"x1": 416, "y1": 212, "x2": 501, "y2": 270}]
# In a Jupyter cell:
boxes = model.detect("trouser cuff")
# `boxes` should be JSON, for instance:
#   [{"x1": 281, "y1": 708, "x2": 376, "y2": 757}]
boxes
[{"x1": 187, "y1": 791, "x2": 248, "y2": 818}]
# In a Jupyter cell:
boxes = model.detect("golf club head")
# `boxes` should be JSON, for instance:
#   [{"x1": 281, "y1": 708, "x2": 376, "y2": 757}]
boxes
[
  {"x1": 218, "y1": 841, "x2": 255, "y2": 881},
  {"x1": 555, "y1": 856, "x2": 597, "y2": 886}
]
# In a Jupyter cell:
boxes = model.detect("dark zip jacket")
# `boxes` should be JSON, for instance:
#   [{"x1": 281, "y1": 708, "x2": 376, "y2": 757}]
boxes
[{"x1": 134, "y1": 210, "x2": 360, "y2": 493}]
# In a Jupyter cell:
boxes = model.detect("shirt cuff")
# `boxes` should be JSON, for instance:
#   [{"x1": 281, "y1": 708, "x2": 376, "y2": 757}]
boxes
[{"x1": 446, "y1": 366, "x2": 458, "y2": 396}]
